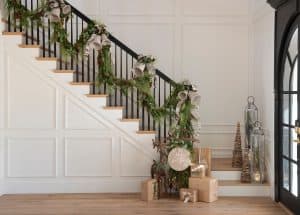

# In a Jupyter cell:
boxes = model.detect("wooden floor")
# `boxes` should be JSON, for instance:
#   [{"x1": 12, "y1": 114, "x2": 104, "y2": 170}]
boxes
[{"x1": 0, "y1": 194, "x2": 287, "y2": 215}]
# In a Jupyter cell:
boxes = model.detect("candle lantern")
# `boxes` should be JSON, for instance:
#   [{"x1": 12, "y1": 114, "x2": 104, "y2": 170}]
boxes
[
  {"x1": 191, "y1": 160, "x2": 208, "y2": 178},
  {"x1": 244, "y1": 96, "x2": 258, "y2": 149},
  {"x1": 249, "y1": 121, "x2": 265, "y2": 183}
]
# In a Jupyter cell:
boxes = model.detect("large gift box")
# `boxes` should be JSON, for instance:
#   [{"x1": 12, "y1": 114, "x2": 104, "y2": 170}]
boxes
[
  {"x1": 141, "y1": 179, "x2": 158, "y2": 201},
  {"x1": 189, "y1": 177, "x2": 218, "y2": 203}
]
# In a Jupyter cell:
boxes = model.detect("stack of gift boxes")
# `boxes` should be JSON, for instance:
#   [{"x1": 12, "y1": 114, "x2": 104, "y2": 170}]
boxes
[{"x1": 180, "y1": 148, "x2": 218, "y2": 203}]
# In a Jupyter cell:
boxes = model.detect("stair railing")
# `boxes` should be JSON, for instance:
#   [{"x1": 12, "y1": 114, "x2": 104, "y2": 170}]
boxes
[{"x1": 5, "y1": 0, "x2": 181, "y2": 140}]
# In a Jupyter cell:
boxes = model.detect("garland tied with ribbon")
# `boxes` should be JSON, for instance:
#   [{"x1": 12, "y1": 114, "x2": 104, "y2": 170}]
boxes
[{"x1": 5, "y1": 0, "x2": 202, "y2": 190}]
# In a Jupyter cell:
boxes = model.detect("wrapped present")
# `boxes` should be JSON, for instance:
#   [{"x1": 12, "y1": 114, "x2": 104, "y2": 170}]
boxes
[
  {"x1": 189, "y1": 177, "x2": 218, "y2": 203},
  {"x1": 193, "y1": 148, "x2": 211, "y2": 177},
  {"x1": 141, "y1": 179, "x2": 158, "y2": 201},
  {"x1": 179, "y1": 188, "x2": 198, "y2": 203}
]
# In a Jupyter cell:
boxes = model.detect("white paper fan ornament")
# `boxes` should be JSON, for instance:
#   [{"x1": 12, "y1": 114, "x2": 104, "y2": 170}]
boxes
[{"x1": 168, "y1": 147, "x2": 191, "y2": 171}]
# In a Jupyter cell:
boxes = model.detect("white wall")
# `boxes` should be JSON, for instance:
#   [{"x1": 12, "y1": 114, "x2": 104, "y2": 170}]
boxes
[
  {"x1": 251, "y1": 0, "x2": 275, "y2": 198},
  {"x1": 0, "y1": 4, "x2": 4, "y2": 196},
  {"x1": 67, "y1": 0, "x2": 253, "y2": 157}
]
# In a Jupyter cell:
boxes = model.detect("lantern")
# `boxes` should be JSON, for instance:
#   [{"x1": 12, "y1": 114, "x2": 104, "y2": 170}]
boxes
[
  {"x1": 249, "y1": 121, "x2": 265, "y2": 183},
  {"x1": 244, "y1": 96, "x2": 258, "y2": 149}
]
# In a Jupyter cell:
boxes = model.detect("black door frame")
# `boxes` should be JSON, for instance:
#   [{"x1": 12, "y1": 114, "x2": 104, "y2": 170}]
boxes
[{"x1": 268, "y1": 0, "x2": 300, "y2": 213}]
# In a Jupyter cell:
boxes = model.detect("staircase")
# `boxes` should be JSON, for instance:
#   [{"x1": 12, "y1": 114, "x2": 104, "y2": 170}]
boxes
[{"x1": 0, "y1": 0, "x2": 271, "y2": 196}]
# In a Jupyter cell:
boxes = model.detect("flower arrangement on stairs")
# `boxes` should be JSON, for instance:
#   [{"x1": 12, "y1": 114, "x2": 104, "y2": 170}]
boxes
[{"x1": 5, "y1": 0, "x2": 202, "y2": 192}]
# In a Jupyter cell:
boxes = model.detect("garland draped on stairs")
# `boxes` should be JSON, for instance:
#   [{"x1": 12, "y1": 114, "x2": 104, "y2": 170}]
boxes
[{"x1": 5, "y1": 0, "x2": 202, "y2": 191}]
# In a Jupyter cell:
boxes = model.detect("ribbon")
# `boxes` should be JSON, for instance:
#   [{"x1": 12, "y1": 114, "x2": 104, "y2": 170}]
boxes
[
  {"x1": 45, "y1": 0, "x2": 71, "y2": 23},
  {"x1": 183, "y1": 192, "x2": 192, "y2": 203},
  {"x1": 84, "y1": 32, "x2": 111, "y2": 57},
  {"x1": 175, "y1": 87, "x2": 201, "y2": 137},
  {"x1": 132, "y1": 55, "x2": 156, "y2": 78}
]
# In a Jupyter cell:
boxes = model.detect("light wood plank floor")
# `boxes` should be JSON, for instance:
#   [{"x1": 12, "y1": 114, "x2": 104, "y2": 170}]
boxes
[{"x1": 0, "y1": 194, "x2": 287, "y2": 215}]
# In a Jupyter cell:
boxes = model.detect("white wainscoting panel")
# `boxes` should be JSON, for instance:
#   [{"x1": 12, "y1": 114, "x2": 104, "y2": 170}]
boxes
[
  {"x1": 65, "y1": 138, "x2": 112, "y2": 177},
  {"x1": 7, "y1": 138, "x2": 56, "y2": 178},
  {"x1": 120, "y1": 138, "x2": 152, "y2": 177},
  {"x1": 7, "y1": 59, "x2": 57, "y2": 129},
  {"x1": 65, "y1": 97, "x2": 106, "y2": 130}
]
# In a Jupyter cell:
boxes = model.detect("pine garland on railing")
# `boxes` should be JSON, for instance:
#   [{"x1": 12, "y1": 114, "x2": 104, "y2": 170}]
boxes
[{"x1": 5, "y1": 0, "x2": 202, "y2": 192}]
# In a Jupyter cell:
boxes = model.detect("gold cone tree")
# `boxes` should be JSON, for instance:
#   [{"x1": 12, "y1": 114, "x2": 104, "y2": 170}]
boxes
[{"x1": 232, "y1": 122, "x2": 243, "y2": 168}]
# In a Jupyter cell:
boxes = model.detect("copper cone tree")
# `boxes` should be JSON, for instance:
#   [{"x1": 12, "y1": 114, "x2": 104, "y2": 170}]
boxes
[
  {"x1": 232, "y1": 122, "x2": 243, "y2": 168},
  {"x1": 241, "y1": 149, "x2": 251, "y2": 183}
]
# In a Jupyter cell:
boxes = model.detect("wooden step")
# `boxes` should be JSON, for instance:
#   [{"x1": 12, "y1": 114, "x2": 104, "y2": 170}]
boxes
[
  {"x1": 86, "y1": 94, "x2": 108, "y2": 98},
  {"x1": 36, "y1": 57, "x2": 57, "y2": 61},
  {"x1": 219, "y1": 180, "x2": 269, "y2": 186},
  {"x1": 136, "y1": 130, "x2": 156, "y2": 134},
  {"x1": 120, "y1": 118, "x2": 140, "y2": 122},
  {"x1": 103, "y1": 106, "x2": 124, "y2": 110},
  {"x1": 2, "y1": 31, "x2": 23, "y2": 35},
  {"x1": 69, "y1": 82, "x2": 93, "y2": 86},
  {"x1": 53, "y1": 70, "x2": 75, "y2": 74},
  {"x1": 19, "y1": 44, "x2": 40, "y2": 48},
  {"x1": 212, "y1": 158, "x2": 241, "y2": 171},
  {"x1": 1, "y1": 18, "x2": 8, "y2": 23}
]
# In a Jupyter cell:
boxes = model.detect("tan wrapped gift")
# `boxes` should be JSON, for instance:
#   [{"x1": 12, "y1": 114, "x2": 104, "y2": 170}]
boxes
[
  {"x1": 179, "y1": 188, "x2": 198, "y2": 203},
  {"x1": 141, "y1": 179, "x2": 158, "y2": 201},
  {"x1": 188, "y1": 177, "x2": 218, "y2": 203}
]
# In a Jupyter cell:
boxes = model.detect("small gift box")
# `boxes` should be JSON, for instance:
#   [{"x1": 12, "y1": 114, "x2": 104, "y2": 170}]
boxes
[
  {"x1": 179, "y1": 188, "x2": 198, "y2": 203},
  {"x1": 141, "y1": 179, "x2": 158, "y2": 201}
]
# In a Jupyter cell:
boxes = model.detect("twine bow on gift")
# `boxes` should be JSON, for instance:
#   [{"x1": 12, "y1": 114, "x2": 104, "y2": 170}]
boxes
[
  {"x1": 132, "y1": 55, "x2": 156, "y2": 78},
  {"x1": 45, "y1": 0, "x2": 71, "y2": 23},
  {"x1": 183, "y1": 192, "x2": 192, "y2": 203},
  {"x1": 175, "y1": 88, "x2": 201, "y2": 136},
  {"x1": 84, "y1": 31, "x2": 111, "y2": 57}
]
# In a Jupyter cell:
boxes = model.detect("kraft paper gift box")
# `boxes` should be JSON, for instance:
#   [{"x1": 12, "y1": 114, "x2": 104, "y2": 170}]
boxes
[
  {"x1": 141, "y1": 179, "x2": 158, "y2": 201},
  {"x1": 188, "y1": 177, "x2": 218, "y2": 203},
  {"x1": 179, "y1": 188, "x2": 198, "y2": 203}
]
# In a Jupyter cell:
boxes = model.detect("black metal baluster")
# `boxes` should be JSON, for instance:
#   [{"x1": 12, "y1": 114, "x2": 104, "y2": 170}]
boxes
[
  {"x1": 131, "y1": 57, "x2": 134, "y2": 118},
  {"x1": 93, "y1": 50, "x2": 96, "y2": 94},
  {"x1": 75, "y1": 15, "x2": 79, "y2": 80},
  {"x1": 30, "y1": 0, "x2": 33, "y2": 44},
  {"x1": 158, "y1": 77, "x2": 161, "y2": 140},
  {"x1": 153, "y1": 77, "x2": 156, "y2": 132},
  {"x1": 164, "y1": 81, "x2": 167, "y2": 139},
  {"x1": 36, "y1": 0, "x2": 39, "y2": 44},
  {"x1": 114, "y1": 44, "x2": 117, "y2": 106},
  {"x1": 64, "y1": 20, "x2": 68, "y2": 69},
  {"x1": 70, "y1": 11, "x2": 74, "y2": 70},
  {"x1": 81, "y1": 19, "x2": 84, "y2": 82},
  {"x1": 48, "y1": 19, "x2": 51, "y2": 57},
  {"x1": 120, "y1": 49, "x2": 123, "y2": 106},
  {"x1": 126, "y1": 54, "x2": 128, "y2": 118},
  {"x1": 42, "y1": 19, "x2": 45, "y2": 57},
  {"x1": 25, "y1": 0, "x2": 28, "y2": 44}
]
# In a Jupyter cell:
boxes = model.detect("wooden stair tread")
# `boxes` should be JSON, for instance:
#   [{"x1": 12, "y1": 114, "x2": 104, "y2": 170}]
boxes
[
  {"x1": 219, "y1": 180, "x2": 269, "y2": 186},
  {"x1": 53, "y1": 70, "x2": 75, "y2": 73},
  {"x1": 103, "y1": 106, "x2": 124, "y2": 110},
  {"x1": 36, "y1": 57, "x2": 58, "y2": 61},
  {"x1": 86, "y1": 94, "x2": 108, "y2": 98},
  {"x1": 120, "y1": 118, "x2": 140, "y2": 122},
  {"x1": 136, "y1": 130, "x2": 156, "y2": 134},
  {"x1": 2, "y1": 31, "x2": 23, "y2": 35},
  {"x1": 212, "y1": 158, "x2": 241, "y2": 171},
  {"x1": 69, "y1": 82, "x2": 93, "y2": 85},
  {"x1": 19, "y1": 44, "x2": 40, "y2": 48}
]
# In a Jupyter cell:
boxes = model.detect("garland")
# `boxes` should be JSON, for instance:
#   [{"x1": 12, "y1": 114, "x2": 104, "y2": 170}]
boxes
[{"x1": 5, "y1": 0, "x2": 202, "y2": 191}]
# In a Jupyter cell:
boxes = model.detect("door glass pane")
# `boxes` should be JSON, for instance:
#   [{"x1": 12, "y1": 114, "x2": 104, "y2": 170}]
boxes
[
  {"x1": 283, "y1": 126, "x2": 289, "y2": 157},
  {"x1": 291, "y1": 128, "x2": 298, "y2": 161},
  {"x1": 283, "y1": 94, "x2": 289, "y2": 124},
  {"x1": 291, "y1": 94, "x2": 297, "y2": 125},
  {"x1": 291, "y1": 59, "x2": 298, "y2": 91},
  {"x1": 283, "y1": 59, "x2": 291, "y2": 91},
  {"x1": 291, "y1": 163, "x2": 298, "y2": 197},
  {"x1": 288, "y1": 28, "x2": 298, "y2": 60},
  {"x1": 283, "y1": 159, "x2": 290, "y2": 190}
]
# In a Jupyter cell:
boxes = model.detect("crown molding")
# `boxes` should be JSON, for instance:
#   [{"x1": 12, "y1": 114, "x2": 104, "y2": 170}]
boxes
[{"x1": 267, "y1": 0, "x2": 289, "y2": 9}]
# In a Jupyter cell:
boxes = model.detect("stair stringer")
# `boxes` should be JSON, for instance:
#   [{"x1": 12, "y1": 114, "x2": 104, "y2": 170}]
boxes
[{"x1": 0, "y1": 33, "x2": 158, "y2": 193}]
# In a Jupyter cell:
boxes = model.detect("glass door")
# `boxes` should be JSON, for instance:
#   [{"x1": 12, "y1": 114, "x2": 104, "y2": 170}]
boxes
[{"x1": 279, "y1": 17, "x2": 300, "y2": 213}]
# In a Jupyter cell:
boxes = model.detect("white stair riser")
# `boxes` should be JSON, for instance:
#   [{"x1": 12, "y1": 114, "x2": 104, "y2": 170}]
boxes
[
  {"x1": 18, "y1": 48, "x2": 40, "y2": 58},
  {"x1": 51, "y1": 73, "x2": 74, "y2": 83},
  {"x1": 212, "y1": 171, "x2": 241, "y2": 181},
  {"x1": 86, "y1": 98, "x2": 107, "y2": 109},
  {"x1": 218, "y1": 185, "x2": 270, "y2": 197}
]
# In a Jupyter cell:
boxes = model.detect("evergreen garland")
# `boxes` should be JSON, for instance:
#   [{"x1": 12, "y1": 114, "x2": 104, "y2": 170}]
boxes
[{"x1": 5, "y1": 0, "x2": 200, "y2": 190}]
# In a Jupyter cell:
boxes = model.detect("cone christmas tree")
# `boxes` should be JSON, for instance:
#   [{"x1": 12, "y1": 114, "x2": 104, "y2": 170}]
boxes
[
  {"x1": 241, "y1": 149, "x2": 251, "y2": 183},
  {"x1": 232, "y1": 122, "x2": 243, "y2": 168}
]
